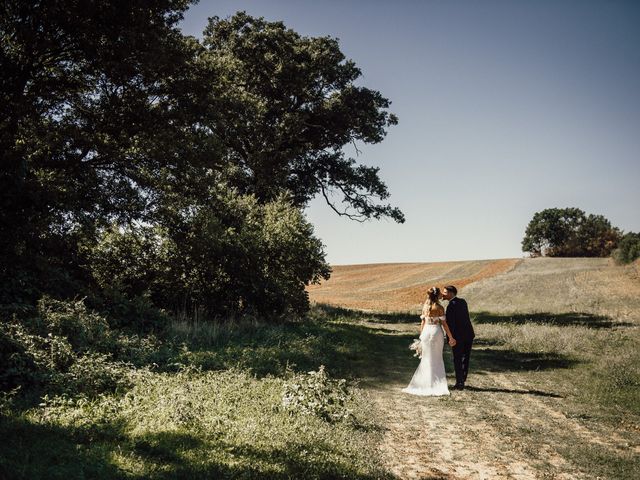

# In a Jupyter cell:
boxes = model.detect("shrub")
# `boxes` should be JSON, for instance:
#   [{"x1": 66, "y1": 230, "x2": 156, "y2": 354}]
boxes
[
  {"x1": 0, "y1": 298, "x2": 152, "y2": 395},
  {"x1": 0, "y1": 320, "x2": 49, "y2": 390},
  {"x1": 59, "y1": 353, "x2": 134, "y2": 396},
  {"x1": 112, "y1": 332, "x2": 166, "y2": 366},
  {"x1": 37, "y1": 296, "x2": 112, "y2": 353},
  {"x1": 84, "y1": 192, "x2": 331, "y2": 321},
  {"x1": 282, "y1": 365, "x2": 353, "y2": 422},
  {"x1": 612, "y1": 232, "x2": 640, "y2": 265}
]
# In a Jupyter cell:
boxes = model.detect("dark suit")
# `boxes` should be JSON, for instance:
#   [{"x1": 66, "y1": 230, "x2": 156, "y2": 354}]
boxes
[{"x1": 446, "y1": 297, "x2": 474, "y2": 385}]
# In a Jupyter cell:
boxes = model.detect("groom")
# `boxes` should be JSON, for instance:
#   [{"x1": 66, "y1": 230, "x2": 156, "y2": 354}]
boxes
[{"x1": 442, "y1": 285, "x2": 475, "y2": 390}]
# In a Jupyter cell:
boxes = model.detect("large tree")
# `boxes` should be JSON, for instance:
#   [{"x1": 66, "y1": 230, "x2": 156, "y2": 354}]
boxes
[
  {"x1": 0, "y1": 0, "x2": 203, "y2": 304},
  {"x1": 200, "y1": 12, "x2": 404, "y2": 222},
  {"x1": 1, "y1": 4, "x2": 400, "y2": 317}
]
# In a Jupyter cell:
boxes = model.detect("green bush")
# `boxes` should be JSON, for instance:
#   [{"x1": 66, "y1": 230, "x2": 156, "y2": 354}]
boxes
[
  {"x1": 111, "y1": 332, "x2": 166, "y2": 366},
  {"x1": 612, "y1": 232, "x2": 640, "y2": 264},
  {"x1": 0, "y1": 320, "x2": 50, "y2": 390},
  {"x1": 85, "y1": 192, "x2": 330, "y2": 320},
  {"x1": 37, "y1": 296, "x2": 112, "y2": 353},
  {"x1": 0, "y1": 298, "x2": 162, "y2": 395},
  {"x1": 59, "y1": 353, "x2": 134, "y2": 396},
  {"x1": 282, "y1": 365, "x2": 354, "y2": 422}
]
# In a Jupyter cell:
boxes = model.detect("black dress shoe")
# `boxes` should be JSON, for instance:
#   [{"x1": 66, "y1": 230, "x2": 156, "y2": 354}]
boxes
[{"x1": 452, "y1": 383, "x2": 465, "y2": 390}]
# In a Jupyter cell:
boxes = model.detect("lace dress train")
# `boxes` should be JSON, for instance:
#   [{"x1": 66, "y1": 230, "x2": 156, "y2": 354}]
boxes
[{"x1": 402, "y1": 316, "x2": 450, "y2": 396}]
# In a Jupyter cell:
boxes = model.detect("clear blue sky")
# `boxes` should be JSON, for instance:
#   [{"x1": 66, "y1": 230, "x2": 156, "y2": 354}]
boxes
[{"x1": 180, "y1": 0, "x2": 640, "y2": 264}]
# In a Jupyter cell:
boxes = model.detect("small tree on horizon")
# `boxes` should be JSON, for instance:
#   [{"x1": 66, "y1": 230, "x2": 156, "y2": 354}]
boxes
[{"x1": 522, "y1": 208, "x2": 621, "y2": 258}]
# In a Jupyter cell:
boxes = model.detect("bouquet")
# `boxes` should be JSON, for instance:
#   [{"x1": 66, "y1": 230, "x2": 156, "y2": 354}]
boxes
[{"x1": 409, "y1": 339, "x2": 422, "y2": 359}]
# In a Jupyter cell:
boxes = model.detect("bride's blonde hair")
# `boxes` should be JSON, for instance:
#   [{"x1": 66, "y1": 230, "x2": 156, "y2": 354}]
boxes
[{"x1": 425, "y1": 286, "x2": 441, "y2": 307}]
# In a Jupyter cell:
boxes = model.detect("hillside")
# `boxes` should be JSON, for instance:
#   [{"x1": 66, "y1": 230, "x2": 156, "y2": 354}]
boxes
[
  {"x1": 307, "y1": 258, "x2": 520, "y2": 312},
  {"x1": 464, "y1": 257, "x2": 640, "y2": 319},
  {"x1": 308, "y1": 257, "x2": 640, "y2": 321},
  {"x1": 4, "y1": 258, "x2": 638, "y2": 479},
  {"x1": 307, "y1": 257, "x2": 640, "y2": 478}
]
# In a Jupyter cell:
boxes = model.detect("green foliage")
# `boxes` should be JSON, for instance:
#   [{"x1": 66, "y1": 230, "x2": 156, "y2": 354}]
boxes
[
  {"x1": 202, "y1": 12, "x2": 404, "y2": 222},
  {"x1": 612, "y1": 232, "x2": 640, "y2": 264},
  {"x1": 1, "y1": 314, "x2": 389, "y2": 479},
  {"x1": 82, "y1": 225, "x2": 171, "y2": 303},
  {"x1": 59, "y1": 353, "x2": 134, "y2": 397},
  {"x1": 0, "y1": 0, "x2": 199, "y2": 307},
  {"x1": 0, "y1": 298, "x2": 159, "y2": 395},
  {"x1": 282, "y1": 365, "x2": 354, "y2": 423},
  {"x1": 0, "y1": 321, "x2": 50, "y2": 389},
  {"x1": 522, "y1": 208, "x2": 621, "y2": 257},
  {"x1": 1, "y1": 3, "x2": 400, "y2": 320},
  {"x1": 1, "y1": 303, "x2": 638, "y2": 479},
  {"x1": 37, "y1": 297, "x2": 112, "y2": 353},
  {"x1": 85, "y1": 192, "x2": 330, "y2": 318}
]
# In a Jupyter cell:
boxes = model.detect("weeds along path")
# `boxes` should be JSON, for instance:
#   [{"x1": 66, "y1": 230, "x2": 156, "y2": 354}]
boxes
[{"x1": 354, "y1": 320, "x2": 607, "y2": 480}]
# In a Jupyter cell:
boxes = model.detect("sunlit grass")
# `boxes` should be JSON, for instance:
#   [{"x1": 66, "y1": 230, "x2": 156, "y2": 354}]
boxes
[
  {"x1": 2, "y1": 366, "x2": 388, "y2": 479},
  {"x1": 2, "y1": 296, "x2": 639, "y2": 479}
]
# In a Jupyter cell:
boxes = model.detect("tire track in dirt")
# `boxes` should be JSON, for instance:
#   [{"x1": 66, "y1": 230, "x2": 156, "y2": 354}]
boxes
[
  {"x1": 368, "y1": 376, "x2": 542, "y2": 479},
  {"x1": 364, "y1": 322, "x2": 546, "y2": 479},
  {"x1": 491, "y1": 374, "x2": 631, "y2": 457}
]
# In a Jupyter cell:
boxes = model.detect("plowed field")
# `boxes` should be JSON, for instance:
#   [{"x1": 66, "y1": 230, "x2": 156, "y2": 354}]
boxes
[{"x1": 307, "y1": 258, "x2": 521, "y2": 312}]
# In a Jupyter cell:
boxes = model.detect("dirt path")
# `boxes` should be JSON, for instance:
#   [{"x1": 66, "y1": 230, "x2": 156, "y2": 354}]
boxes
[{"x1": 359, "y1": 321, "x2": 626, "y2": 480}]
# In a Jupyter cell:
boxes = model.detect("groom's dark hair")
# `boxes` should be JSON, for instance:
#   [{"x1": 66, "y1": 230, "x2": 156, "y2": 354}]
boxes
[{"x1": 445, "y1": 285, "x2": 457, "y2": 295}]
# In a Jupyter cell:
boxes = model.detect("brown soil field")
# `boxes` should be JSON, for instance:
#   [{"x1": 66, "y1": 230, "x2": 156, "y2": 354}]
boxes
[{"x1": 307, "y1": 258, "x2": 521, "y2": 312}]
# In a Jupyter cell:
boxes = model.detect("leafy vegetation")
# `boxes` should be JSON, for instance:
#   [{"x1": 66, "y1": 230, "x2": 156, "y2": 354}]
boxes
[
  {"x1": 282, "y1": 366, "x2": 355, "y2": 423},
  {"x1": 0, "y1": 1, "x2": 402, "y2": 320},
  {"x1": 522, "y1": 207, "x2": 621, "y2": 257},
  {"x1": 2, "y1": 276, "x2": 639, "y2": 478},
  {"x1": 612, "y1": 232, "x2": 640, "y2": 264},
  {"x1": 0, "y1": 301, "x2": 391, "y2": 479}
]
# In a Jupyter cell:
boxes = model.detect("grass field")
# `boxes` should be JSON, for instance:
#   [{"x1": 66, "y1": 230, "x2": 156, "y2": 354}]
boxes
[
  {"x1": 311, "y1": 257, "x2": 640, "y2": 479},
  {"x1": 2, "y1": 258, "x2": 638, "y2": 479}
]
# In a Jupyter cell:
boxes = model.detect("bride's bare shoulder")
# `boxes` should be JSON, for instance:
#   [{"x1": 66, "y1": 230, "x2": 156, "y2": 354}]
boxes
[{"x1": 430, "y1": 303, "x2": 445, "y2": 315}]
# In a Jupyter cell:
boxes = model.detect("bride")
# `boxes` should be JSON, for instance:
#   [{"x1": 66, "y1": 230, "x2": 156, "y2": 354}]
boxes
[{"x1": 402, "y1": 286, "x2": 456, "y2": 396}]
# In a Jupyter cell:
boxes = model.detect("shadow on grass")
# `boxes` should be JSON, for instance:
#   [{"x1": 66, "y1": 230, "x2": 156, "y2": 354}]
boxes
[
  {"x1": 180, "y1": 306, "x2": 579, "y2": 390},
  {"x1": 0, "y1": 414, "x2": 126, "y2": 480},
  {"x1": 180, "y1": 318, "x2": 418, "y2": 382},
  {"x1": 131, "y1": 430, "x2": 204, "y2": 464},
  {"x1": 473, "y1": 311, "x2": 631, "y2": 328},
  {"x1": 147, "y1": 438, "x2": 394, "y2": 480},
  {"x1": 0, "y1": 414, "x2": 392, "y2": 480},
  {"x1": 317, "y1": 304, "x2": 633, "y2": 329},
  {"x1": 472, "y1": 347, "x2": 579, "y2": 373},
  {"x1": 313, "y1": 303, "x2": 418, "y2": 324},
  {"x1": 463, "y1": 385, "x2": 562, "y2": 398}
]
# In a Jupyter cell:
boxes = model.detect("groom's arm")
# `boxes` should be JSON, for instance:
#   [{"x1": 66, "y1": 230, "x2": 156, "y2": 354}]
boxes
[{"x1": 460, "y1": 299, "x2": 470, "y2": 322}]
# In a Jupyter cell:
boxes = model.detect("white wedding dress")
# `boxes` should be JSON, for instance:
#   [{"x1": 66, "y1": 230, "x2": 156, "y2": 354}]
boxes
[{"x1": 402, "y1": 315, "x2": 450, "y2": 396}]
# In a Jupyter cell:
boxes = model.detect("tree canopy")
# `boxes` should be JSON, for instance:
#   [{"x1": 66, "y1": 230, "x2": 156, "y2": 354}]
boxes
[
  {"x1": 1, "y1": 2, "x2": 401, "y2": 319},
  {"x1": 522, "y1": 208, "x2": 621, "y2": 258},
  {"x1": 199, "y1": 12, "x2": 404, "y2": 222}
]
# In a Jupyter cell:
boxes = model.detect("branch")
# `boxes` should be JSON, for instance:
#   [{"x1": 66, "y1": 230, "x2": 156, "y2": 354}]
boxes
[
  {"x1": 319, "y1": 181, "x2": 367, "y2": 223},
  {"x1": 351, "y1": 139, "x2": 361, "y2": 156}
]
